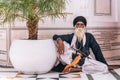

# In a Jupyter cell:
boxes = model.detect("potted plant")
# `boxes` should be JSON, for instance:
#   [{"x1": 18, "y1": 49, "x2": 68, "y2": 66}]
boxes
[
  {"x1": 0, "y1": 0, "x2": 68, "y2": 39},
  {"x1": 0, "y1": 0, "x2": 69, "y2": 74}
]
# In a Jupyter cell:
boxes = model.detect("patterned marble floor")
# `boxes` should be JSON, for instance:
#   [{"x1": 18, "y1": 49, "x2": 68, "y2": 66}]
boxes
[{"x1": 0, "y1": 66, "x2": 120, "y2": 80}]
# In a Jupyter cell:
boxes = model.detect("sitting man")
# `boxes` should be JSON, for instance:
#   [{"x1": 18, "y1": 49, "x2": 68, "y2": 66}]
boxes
[{"x1": 52, "y1": 16, "x2": 109, "y2": 73}]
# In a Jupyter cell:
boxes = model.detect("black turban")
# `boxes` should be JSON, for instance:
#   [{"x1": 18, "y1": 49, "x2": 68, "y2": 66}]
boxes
[{"x1": 73, "y1": 16, "x2": 87, "y2": 26}]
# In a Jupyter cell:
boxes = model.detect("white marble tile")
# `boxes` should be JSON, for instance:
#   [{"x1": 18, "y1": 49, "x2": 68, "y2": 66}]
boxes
[
  {"x1": 80, "y1": 72, "x2": 89, "y2": 80},
  {"x1": 37, "y1": 72, "x2": 59, "y2": 78},
  {"x1": 37, "y1": 78, "x2": 58, "y2": 80},
  {"x1": 16, "y1": 74, "x2": 36, "y2": 78},
  {"x1": 114, "y1": 68, "x2": 120, "y2": 75},
  {"x1": 0, "y1": 78, "x2": 36, "y2": 80},
  {"x1": 0, "y1": 67, "x2": 17, "y2": 72},
  {"x1": 59, "y1": 78, "x2": 81, "y2": 80},
  {"x1": 0, "y1": 72, "x2": 17, "y2": 77},
  {"x1": 91, "y1": 72, "x2": 117, "y2": 80},
  {"x1": 13, "y1": 78, "x2": 36, "y2": 80},
  {"x1": 59, "y1": 72, "x2": 81, "y2": 78}
]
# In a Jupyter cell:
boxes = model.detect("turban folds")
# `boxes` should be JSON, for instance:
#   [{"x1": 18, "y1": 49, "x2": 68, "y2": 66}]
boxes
[{"x1": 73, "y1": 16, "x2": 87, "y2": 26}]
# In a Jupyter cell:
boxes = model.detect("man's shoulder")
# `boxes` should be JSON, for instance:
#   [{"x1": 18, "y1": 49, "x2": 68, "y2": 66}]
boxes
[
  {"x1": 65, "y1": 33, "x2": 74, "y2": 36},
  {"x1": 60, "y1": 33, "x2": 74, "y2": 38},
  {"x1": 85, "y1": 32, "x2": 93, "y2": 37}
]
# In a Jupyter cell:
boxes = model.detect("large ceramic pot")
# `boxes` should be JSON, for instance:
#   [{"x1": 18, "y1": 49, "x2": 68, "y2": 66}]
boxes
[{"x1": 9, "y1": 39, "x2": 57, "y2": 74}]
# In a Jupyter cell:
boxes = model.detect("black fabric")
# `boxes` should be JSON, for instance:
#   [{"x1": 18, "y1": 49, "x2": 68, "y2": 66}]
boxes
[
  {"x1": 52, "y1": 62, "x2": 66, "y2": 72},
  {"x1": 73, "y1": 16, "x2": 87, "y2": 26},
  {"x1": 75, "y1": 40, "x2": 83, "y2": 50}
]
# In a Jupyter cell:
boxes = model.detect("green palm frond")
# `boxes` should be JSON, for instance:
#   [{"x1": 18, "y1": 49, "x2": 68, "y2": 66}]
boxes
[{"x1": 0, "y1": 0, "x2": 69, "y2": 24}]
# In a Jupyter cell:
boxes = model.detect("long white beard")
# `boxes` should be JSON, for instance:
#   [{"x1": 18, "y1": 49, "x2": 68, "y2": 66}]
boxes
[{"x1": 74, "y1": 27, "x2": 86, "y2": 42}]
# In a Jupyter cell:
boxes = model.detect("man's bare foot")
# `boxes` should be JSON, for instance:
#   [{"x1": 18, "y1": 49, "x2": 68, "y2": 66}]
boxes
[
  {"x1": 62, "y1": 67, "x2": 82, "y2": 74},
  {"x1": 62, "y1": 67, "x2": 71, "y2": 74}
]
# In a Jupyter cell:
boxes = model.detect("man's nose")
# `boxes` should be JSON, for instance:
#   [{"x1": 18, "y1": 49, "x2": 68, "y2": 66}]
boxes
[{"x1": 76, "y1": 25, "x2": 85, "y2": 28}]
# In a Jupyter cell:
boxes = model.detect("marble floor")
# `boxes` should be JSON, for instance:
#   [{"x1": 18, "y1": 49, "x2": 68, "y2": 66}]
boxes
[{"x1": 0, "y1": 66, "x2": 120, "y2": 80}]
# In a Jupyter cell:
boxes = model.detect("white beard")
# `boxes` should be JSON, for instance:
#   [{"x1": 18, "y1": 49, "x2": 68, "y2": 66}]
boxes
[{"x1": 74, "y1": 27, "x2": 86, "y2": 42}]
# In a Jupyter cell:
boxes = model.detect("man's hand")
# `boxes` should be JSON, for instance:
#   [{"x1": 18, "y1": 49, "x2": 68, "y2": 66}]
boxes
[{"x1": 57, "y1": 38, "x2": 64, "y2": 54}]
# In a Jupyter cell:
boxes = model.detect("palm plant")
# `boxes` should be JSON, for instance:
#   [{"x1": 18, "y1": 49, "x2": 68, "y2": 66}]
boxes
[{"x1": 0, "y1": 0, "x2": 68, "y2": 39}]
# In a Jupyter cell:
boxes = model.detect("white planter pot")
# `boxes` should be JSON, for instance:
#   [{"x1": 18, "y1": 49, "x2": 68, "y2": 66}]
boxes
[{"x1": 9, "y1": 39, "x2": 57, "y2": 74}]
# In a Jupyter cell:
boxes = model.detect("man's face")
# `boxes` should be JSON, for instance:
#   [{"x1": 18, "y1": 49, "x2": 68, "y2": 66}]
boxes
[
  {"x1": 75, "y1": 21, "x2": 85, "y2": 28},
  {"x1": 74, "y1": 21, "x2": 86, "y2": 42}
]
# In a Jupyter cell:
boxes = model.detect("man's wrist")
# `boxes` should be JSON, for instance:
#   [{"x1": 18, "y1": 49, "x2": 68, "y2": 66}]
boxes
[{"x1": 57, "y1": 38, "x2": 63, "y2": 44}]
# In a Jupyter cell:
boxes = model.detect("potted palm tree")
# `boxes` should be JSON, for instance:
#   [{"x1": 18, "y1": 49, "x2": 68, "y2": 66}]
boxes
[
  {"x1": 0, "y1": 0, "x2": 68, "y2": 39},
  {"x1": 0, "y1": 0, "x2": 69, "y2": 74}
]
